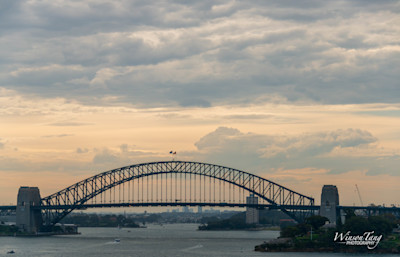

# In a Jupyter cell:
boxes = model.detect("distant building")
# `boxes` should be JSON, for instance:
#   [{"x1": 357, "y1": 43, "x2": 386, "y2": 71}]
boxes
[
  {"x1": 182, "y1": 206, "x2": 189, "y2": 213},
  {"x1": 197, "y1": 206, "x2": 202, "y2": 213},
  {"x1": 246, "y1": 194, "x2": 259, "y2": 224},
  {"x1": 204, "y1": 208, "x2": 220, "y2": 214},
  {"x1": 0, "y1": 213, "x2": 16, "y2": 224}
]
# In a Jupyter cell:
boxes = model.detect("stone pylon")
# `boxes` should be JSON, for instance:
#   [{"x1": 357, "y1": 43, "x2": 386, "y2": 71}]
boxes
[
  {"x1": 16, "y1": 187, "x2": 43, "y2": 233},
  {"x1": 319, "y1": 185, "x2": 339, "y2": 225}
]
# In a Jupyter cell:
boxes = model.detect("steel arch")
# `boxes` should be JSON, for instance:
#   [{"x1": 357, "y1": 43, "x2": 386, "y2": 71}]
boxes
[{"x1": 41, "y1": 161, "x2": 314, "y2": 226}]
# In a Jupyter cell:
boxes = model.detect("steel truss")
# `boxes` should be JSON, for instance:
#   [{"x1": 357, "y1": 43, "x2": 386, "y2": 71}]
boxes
[{"x1": 41, "y1": 161, "x2": 315, "y2": 227}]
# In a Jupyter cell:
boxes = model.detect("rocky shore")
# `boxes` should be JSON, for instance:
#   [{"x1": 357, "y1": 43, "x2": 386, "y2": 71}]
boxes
[{"x1": 255, "y1": 236, "x2": 400, "y2": 254}]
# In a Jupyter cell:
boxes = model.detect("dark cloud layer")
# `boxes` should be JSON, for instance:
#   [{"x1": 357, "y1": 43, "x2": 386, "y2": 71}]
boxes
[{"x1": 1, "y1": 1, "x2": 399, "y2": 107}]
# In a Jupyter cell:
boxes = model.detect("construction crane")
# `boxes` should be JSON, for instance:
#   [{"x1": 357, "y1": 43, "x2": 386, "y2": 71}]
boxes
[{"x1": 355, "y1": 184, "x2": 364, "y2": 206}]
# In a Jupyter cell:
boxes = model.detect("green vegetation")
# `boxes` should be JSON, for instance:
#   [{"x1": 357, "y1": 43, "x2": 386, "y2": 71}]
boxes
[
  {"x1": 0, "y1": 224, "x2": 18, "y2": 236},
  {"x1": 256, "y1": 212, "x2": 400, "y2": 253},
  {"x1": 198, "y1": 210, "x2": 290, "y2": 230},
  {"x1": 199, "y1": 212, "x2": 256, "y2": 230},
  {"x1": 61, "y1": 213, "x2": 160, "y2": 227}
]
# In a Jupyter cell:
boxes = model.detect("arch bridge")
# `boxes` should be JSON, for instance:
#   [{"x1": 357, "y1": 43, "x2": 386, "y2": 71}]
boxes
[{"x1": 17, "y1": 161, "x2": 316, "y2": 232}]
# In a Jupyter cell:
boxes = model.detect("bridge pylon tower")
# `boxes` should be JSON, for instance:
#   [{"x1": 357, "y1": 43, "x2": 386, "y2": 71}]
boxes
[{"x1": 16, "y1": 187, "x2": 43, "y2": 233}]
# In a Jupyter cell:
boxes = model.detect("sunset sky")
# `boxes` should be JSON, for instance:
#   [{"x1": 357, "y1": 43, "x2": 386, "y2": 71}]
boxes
[{"x1": 0, "y1": 1, "x2": 399, "y2": 207}]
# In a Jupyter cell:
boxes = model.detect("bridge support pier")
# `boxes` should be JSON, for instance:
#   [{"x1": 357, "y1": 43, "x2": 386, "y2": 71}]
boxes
[
  {"x1": 319, "y1": 185, "x2": 339, "y2": 225},
  {"x1": 16, "y1": 187, "x2": 43, "y2": 234}
]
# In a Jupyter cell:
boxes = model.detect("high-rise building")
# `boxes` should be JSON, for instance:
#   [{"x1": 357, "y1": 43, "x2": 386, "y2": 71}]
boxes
[{"x1": 246, "y1": 194, "x2": 259, "y2": 224}]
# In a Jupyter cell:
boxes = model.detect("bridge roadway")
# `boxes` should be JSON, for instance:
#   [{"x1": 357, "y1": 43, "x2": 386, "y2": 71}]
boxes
[
  {"x1": 2, "y1": 203, "x2": 399, "y2": 212},
  {"x1": 0, "y1": 205, "x2": 16, "y2": 211},
  {"x1": 34, "y1": 202, "x2": 320, "y2": 210}
]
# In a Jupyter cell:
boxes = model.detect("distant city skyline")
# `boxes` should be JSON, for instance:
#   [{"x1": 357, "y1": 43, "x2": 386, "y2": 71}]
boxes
[{"x1": 0, "y1": 1, "x2": 399, "y2": 206}]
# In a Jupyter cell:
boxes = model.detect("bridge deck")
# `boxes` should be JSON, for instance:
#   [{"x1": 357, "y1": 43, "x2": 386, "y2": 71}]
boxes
[
  {"x1": 33, "y1": 202, "x2": 320, "y2": 210},
  {"x1": 2, "y1": 204, "x2": 399, "y2": 212},
  {"x1": 0, "y1": 205, "x2": 16, "y2": 210}
]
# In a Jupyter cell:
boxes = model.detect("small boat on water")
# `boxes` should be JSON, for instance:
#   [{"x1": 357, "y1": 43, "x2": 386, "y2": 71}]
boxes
[
  {"x1": 7, "y1": 250, "x2": 15, "y2": 254},
  {"x1": 114, "y1": 238, "x2": 120, "y2": 243}
]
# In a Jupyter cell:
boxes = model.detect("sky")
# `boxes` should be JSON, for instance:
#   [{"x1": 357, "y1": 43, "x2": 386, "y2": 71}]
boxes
[{"x1": 0, "y1": 0, "x2": 399, "y2": 207}]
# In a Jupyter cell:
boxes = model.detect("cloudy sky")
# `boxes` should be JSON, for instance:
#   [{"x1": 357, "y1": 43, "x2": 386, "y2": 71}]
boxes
[{"x1": 1, "y1": 0, "x2": 399, "y2": 207}]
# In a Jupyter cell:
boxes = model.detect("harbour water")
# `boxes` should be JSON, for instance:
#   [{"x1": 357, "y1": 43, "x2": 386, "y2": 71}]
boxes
[{"x1": 0, "y1": 224, "x2": 397, "y2": 257}]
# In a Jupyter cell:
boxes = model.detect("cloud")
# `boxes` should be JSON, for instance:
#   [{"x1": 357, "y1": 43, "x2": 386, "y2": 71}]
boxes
[
  {"x1": 50, "y1": 122, "x2": 91, "y2": 126},
  {"x1": 76, "y1": 147, "x2": 89, "y2": 154},
  {"x1": 188, "y1": 126, "x2": 398, "y2": 176},
  {"x1": 355, "y1": 110, "x2": 400, "y2": 117},
  {"x1": 91, "y1": 147, "x2": 163, "y2": 170},
  {"x1": 223, "y1": 114, "x2": 275, "y2": 120},
  {"x1": 92, "y1": 149, "x2": 119, "y2": 164},
  {"x1": 0, "y1": 1, "x2": 399, "y2": 107},
  {"x1": 0, "y1": 155, "x2": 89, "y2": 175},
  {"x1": 42, "y1": 134, "x2": 73, "y2": 138},
  {"x1": 120, "y1": 144, "x2": 129, "y2": 153},
  {"x1": 195, "y1": 127, "x2": 376, "y2": 156}
]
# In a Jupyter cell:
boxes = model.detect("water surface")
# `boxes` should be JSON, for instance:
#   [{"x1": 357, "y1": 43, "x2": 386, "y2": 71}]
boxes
[{"x1": 0, "y1": 224, "x2": 397, "y2": 257}]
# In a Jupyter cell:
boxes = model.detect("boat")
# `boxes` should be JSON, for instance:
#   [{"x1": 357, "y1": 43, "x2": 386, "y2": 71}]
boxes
[
  {"x1": 114, "y1": 238, "x2": 120, "y2": 243},
  {"x1": 7, "y1": 250, "x2": 15, "y2": 254}
]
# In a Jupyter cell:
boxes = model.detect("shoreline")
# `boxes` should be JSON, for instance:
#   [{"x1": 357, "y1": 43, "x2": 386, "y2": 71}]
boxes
[
  {"x1": 0, "y1": 232, "x2": 80, "y2": 237},
  {"x1": 254, "y1": 237, "x2": 400, "y2": 254}
]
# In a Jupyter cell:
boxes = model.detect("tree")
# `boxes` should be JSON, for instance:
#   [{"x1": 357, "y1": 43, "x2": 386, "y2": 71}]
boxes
[
  {"x1": 281, "y1": 225, "x2": 302, "y2": 238},
  {"x1": 368, "y1": 215, "x2": 394, "y2": 236},
  {"x1": 343, "y1": 214, "x2": 396, "y2": 236},
  {"x1": 305, "y1": 215, "x2": 329, "y2": 230},
  {"x1": 343, "y1": 216, "x2": 371, "y2": 235}
]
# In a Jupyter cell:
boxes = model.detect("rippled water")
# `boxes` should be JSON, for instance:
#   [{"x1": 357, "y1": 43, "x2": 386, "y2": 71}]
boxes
[{"x1": 0, "y1": 224, "x2": 397, "y2": 257}]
